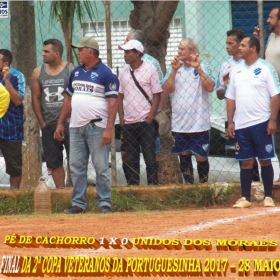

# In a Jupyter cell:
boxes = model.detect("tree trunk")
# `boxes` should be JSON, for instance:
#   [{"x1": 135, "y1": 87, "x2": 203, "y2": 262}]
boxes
[
  {"x1": 10, "y1": 2, "x2": 41, "y2": 189},
  {"x1": 58, "y1": 15, "x2": 73, "y2": 63},
  {"x1": 129, "y1": 1, "x2": 182, "y2": 184}
]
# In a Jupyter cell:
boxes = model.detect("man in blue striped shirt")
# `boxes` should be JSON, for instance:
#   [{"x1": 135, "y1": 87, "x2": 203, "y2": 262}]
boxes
[{"x1": 0, "y1": 49, "x2": 25, "y2": 189}]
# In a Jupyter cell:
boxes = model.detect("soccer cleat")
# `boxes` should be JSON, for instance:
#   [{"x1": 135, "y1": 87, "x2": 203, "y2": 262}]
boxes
[
  {"x1": 233, "y1": 197, "x2": 252, "y2": 208},
  {"x1": 263, "y1": 197, "x2": 275, "y2": 207},
  {"x1": 64, "y1": 205, "x2": 86, "y2": 214}
]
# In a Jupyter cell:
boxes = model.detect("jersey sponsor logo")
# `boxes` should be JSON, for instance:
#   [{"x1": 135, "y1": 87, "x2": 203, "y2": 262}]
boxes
[
  {"x1": 73, "y1": 82, "x2": 94, "y2": 93},
  {"x1": 202, "y1": 144, "x2": 209, "y2": 152},
  {"x1": 91, "y1": 72, "x2": 99, "y2": 81},
  {"x1": 265, "y1": 144, "x2": 273, "y2": 153},
  {"x1": 74, "y1": 71, "x2": 79, "y2": 77},
  {"x1": 44, "y1": 86, "x2": 64, "y2": 102},
  {"x1": 109, "y1": 83, "x2": 117, "y2": 91},
  {"x1": 254, "y1": 67, "x2": 262, "y2": 76}
]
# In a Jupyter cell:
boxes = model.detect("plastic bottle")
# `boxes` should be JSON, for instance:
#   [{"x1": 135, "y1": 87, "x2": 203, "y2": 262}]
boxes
[
  {"x1": 155, "y1": 135, "x2": 160, "y2": 154},
  {"x1": 34, "y1": 177, "x2": 52, "y2": 214}
]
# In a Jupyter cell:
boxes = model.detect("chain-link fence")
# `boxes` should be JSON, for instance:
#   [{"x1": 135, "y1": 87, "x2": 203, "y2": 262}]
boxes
[{"x1": 0, "y1": 0, "x2": 278, "y2": 188}]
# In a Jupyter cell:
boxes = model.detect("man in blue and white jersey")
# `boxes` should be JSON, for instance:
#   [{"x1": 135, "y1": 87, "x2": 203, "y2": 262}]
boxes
[
  {"x1": 54, "y1": 37, "x2": 119, "y2": 214},
  {"x1": 217, "y1": 29, "x2": 260, "y2": 182},
  {"x1": 226, "y1": 36, "x2": 280, "y2": 208},
  {"x1": 0, "y1": 49, "x2": 25, "y2": 190},
  {"x1": 162, "y1": 38, "x2": 215, "y2": 184}
]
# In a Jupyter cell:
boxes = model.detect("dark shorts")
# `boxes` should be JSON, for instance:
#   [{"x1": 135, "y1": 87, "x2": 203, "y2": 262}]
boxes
[
  {"x1": 0, "y1": 140, "x2": 22, "y2": 176},
  {"x1": 41, "y1": 123, "x2": 70, "y2": 169},
  {"x1": 234, "y1": 120, "x2": 275, "y2": 160},
  {"x1": 172, "y1": 130, "x2": 210, "y2": 157}
]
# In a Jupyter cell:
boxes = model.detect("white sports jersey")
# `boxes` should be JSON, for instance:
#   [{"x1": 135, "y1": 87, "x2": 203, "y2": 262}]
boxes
[
  {"x1": 216, "y1": 57, "x2": 243, "y2": 119},
  {"x1": 163, "y1": 61, "x2": 214, "y2": 133},
  {"x1": 226, "y1": 58, "x2": 280, "y2": 129}
]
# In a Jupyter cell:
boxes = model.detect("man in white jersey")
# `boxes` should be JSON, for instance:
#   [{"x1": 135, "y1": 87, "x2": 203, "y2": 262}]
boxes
[
  {"x1": 162, "y1": 38, "x2": 215, "y2": 184},
  {"x1": 217, "y1": 29, "x2": 260, "y2": 182},
  {"x1": 226, "y1": 36, "x2": 280, "y2": 208},
  {"x1": 254, "y1": 7, "x2": 280, "y2": 187}
]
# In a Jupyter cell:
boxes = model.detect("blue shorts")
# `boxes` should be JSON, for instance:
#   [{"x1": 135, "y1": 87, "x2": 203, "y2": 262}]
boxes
[
  {"x1": 234, "y1": 120, "x2": 275, "y2": 160},
  {"x1": 172, "y1": 131, "x2": 210, "y2": 157}
]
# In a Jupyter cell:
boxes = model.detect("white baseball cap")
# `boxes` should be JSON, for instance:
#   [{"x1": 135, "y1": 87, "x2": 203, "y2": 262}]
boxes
[{"x1": 118, "y1": 40, "x2": 144, "y2": 53}]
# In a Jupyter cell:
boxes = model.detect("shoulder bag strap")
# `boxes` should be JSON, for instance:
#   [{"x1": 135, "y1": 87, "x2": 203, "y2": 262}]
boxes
[{"x1": 130, "y1": 70, "x2": 152, "y2": 105}]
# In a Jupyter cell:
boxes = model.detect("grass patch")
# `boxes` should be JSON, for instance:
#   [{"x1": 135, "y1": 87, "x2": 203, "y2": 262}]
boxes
[{"x1": 0, "y1": 185, "x2": 233, "y2": 215}]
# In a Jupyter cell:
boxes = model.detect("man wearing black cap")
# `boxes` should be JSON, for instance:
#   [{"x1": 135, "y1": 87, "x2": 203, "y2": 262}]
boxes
[{"x1": 54, "y1": 37, "x2": 119, "y2": 214}]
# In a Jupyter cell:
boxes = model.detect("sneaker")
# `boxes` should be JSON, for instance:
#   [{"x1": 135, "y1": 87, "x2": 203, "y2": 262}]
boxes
[
  {"x1": 264, "y1": 197, "x2": 275, "y2": 207},
  {"x1": 64, "y1": 205, "x2": 86, "y2": 214},
  {"x1": 99, "y1": 206, "x2": 111, "y2": 213},
  {"x1": 233, "y1": 197, "x2": 252, "y2": 208}
]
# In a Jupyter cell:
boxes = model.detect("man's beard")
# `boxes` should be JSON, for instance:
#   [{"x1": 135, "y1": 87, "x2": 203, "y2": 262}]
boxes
[{"x1": 269, "y1": 24, "x2": 276, "y2": 32}]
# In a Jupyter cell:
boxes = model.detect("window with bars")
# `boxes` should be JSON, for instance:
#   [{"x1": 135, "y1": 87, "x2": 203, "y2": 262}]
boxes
[{"x1": 82, "y1": 18, "x2": 182, "y2": 73}]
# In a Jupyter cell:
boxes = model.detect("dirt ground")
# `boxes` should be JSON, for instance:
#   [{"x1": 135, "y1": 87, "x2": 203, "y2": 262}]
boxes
[{"x1": 0, "y1": 187, "x2": 280, "y2": 280}]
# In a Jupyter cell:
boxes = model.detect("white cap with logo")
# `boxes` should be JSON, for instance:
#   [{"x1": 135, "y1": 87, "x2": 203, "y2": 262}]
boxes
[{"x1": 118, "y1": 40, "x2": 144, "y2": 53}]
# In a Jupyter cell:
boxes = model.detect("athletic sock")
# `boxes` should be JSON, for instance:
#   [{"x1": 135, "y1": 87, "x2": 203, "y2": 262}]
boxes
[
  {"x1": 261, "y1": 164, "x2": 274, "y2": 197},
  {"x1": 240, "y1": 169, "x2": 253, "y2": 201},
  {"x1": 197, "y1": 160, "x2": 209, "y2": 183},
  {"x1": 179, "y1": 155, "x2": 194, "y2": 184},
  {"x1": 253, "y1": 159, "x2": 260, "y2": 182}
]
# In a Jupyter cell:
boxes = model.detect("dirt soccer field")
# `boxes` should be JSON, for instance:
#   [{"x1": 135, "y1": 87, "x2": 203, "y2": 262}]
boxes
[{"x1": 0, "y1": 199, "x2": 280, "y2": 280}]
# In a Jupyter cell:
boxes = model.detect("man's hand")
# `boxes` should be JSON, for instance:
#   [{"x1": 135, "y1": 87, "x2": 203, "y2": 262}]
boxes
[
  {"x1": 101, "y1": 128, "x2": 113, "y2": 146},
  {"x1": 187, "y1": 53, "x2": 200, "y2": 69},
  {"x1": 54, "y1": 124, "x2": 65, "y2": 141},
  {"x1": 145, "y1": 116, "x2": 154, "y2": 124},
  {"x1": 223, "y1": 72, "x2": 230, "y2": 88},
  {"x1": 267, "y1": 120, "x2": 277, "y2": 135},
  {"x1": 227, "y1": 122, "x2": 235, "y2": 139},
  {"x1": 171, "y1": 55, "x2": 183, "y2": 71},
  {"x1": 253, "y1": 25, "x2": 266, "y2": 40},
  {"x1": 2, "y1": 66, "x2": 10, "y2": 81}
]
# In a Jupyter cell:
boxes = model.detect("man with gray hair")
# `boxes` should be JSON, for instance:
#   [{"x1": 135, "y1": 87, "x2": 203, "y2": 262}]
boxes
[{"x1": 162, "y1": 38, "x2": 215, "y2": 184}]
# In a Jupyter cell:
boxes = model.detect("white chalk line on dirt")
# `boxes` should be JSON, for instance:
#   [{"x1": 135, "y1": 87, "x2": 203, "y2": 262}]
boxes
[{"x1": 80, "y1": 207, "x2": 280, "y2": 256}]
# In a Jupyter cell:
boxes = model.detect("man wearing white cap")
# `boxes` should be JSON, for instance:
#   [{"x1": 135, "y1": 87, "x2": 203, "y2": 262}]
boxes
[
  {"x1": 54, "y1": 37, "x2": 119, "y2": 214},
  {"x1": 118, "y1": 40, "x2": 162, "y2": 185}
]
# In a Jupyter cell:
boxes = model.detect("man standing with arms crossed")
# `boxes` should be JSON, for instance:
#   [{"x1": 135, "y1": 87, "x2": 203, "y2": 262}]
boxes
[
  {"x1": 0, "y1": 49, "x2": 25, "y2": 189},
  {"x1": 217, "y1": 29, "x2": 260, "y2": 181},
  {"x1": 54, "y1": 37, "x2": 119, "y2": 214},
  {"x1": 31, "y1": 39, "x2": 74, "y2": 189},
  {"x1": 227, "y1": 36, "x2": 280, "y2": 208},
  {"x1": 254, "y1": 7, "x2": 280, "y2": 186}
]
